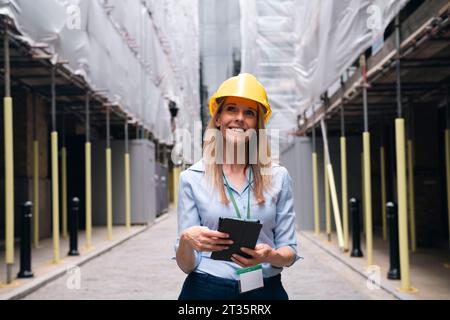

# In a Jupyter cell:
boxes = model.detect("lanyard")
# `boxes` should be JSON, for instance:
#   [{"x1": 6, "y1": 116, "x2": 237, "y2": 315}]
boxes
[{"x1": 223, "y1": 168, "x2": 253, "y2": 220}]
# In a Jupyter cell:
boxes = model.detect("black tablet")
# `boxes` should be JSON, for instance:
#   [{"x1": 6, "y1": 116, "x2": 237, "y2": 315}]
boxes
[{"x1": 211, "y1": 217, "x2": 263, "y2": 261}]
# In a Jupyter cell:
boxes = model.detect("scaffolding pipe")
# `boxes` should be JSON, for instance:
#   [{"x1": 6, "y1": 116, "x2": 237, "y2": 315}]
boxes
[
  {"x1": 61, "y1": 146, "x2": 67, "y2": 240},
  {"x1": 124, "y1": 120, "x2": 131, "y2": 231},
  {"x1": 445, "y1": 91, "x2": 450, "y2": 261},
  {"x1": 360, "y1": 54, "x2": 373, "y2": 267},
  {"x1": 173, "y1": 166, "x2": 181, "y2": 210},
  {"x1": 51, "y1": 66, "x2": 60, "y2": 264},
  {"x1": 106, "y1": 105, "x2": 113, "y2": 240},
  {"x1": 33, "y1": 142, "x2": 39, "y2": 247},
  {"x1": 380, "y1": 145, "x2": 387, "y2": 241},
  {"x1": 407, "y1": 139, "x2": 416, "y2": 252},
  {"x1": 312, "y1": 106, "x2": 320, "y2": 235},
  {"x1": 3, "y1": 30, "x2": 14, "y2": 284},
  {"x1": 395, "y1": 15, "x2": 415, "y2": 292},
  {"x1": 407, "y1": 103, "x2": 416, "y2": 252},
  {"x1": 61, "y1": 110, "x2": 68, "y2": 240},
  {"x1": 363, "y1": 132, "x2": 373, "y2": 267},
  {"x1": 361, "y1": 152, "x2": 365, "y2": 235},
  {"x1": 325, "y1": 154, "x2": 331, "y2": 241},
  {"x1": 446, "y1": 128, "x2": 450, "y2": 258},
  {"x1": 320, "y1": 119, "x2": 344, "y2": 249},
  {"x1": 340, "y1": 89, "x2": 349, "y2": 251},
  {"x1": 85, "y1": 92, "x2": 92, "y2": 248},
  {"x1": 312, "y1": 152, "x2": 319, "y2": 235},
  {"x1": 32, "y1": 93, "x2": 40, "y2": 249}
]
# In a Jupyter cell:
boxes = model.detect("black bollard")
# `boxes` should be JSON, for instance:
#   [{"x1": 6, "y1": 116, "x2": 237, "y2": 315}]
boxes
[
  {"x1": 350, "y1": 198, "x2": 363, "y2": 257},
  {"x1": 18, "y1": 201, "x2": 34, "y2": 278},
  {"x1": 387, "y1": 202, "x2": 401, "y2": 280},
  {"x1": 68, "y1": 197, "x2": 80, "y2": 256}
]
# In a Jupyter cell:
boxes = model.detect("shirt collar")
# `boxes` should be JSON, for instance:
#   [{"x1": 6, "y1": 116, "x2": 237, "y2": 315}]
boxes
[{"x1": 187, "y1": 159, "x2": 205, "y2": 172}]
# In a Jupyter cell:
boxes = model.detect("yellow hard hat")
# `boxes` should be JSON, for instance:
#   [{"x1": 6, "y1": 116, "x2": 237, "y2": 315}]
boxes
[{"x1": 209, "y1": 73, "x2": 272, "y2": 123}]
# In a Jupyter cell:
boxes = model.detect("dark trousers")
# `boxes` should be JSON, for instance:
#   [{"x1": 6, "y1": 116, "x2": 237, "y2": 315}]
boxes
[{"x1": 178, "y1": 272, "x2": 289, "y2": 300}]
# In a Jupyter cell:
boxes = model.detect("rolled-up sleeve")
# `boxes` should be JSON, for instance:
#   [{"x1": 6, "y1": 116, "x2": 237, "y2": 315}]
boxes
[
  {"x1": 273, "y1": 168, "x2": 301, "y2": 266},
  {"x1": 174, "y1": 171, "x2": 202, "y2": 269}
]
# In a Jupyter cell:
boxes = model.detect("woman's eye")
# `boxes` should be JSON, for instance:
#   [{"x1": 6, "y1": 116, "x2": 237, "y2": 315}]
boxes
[
  {"x1": 245, "y1": 110, "x2": 256, "y2": 117},
  {"x1": 226, "y1": 106, "x2": 237, "y2": 112}
]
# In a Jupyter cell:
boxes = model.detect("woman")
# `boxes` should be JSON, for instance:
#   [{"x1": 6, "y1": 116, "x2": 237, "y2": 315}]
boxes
[{"x1": 175, "y1": 73, "x2": 300, "y2": 300}]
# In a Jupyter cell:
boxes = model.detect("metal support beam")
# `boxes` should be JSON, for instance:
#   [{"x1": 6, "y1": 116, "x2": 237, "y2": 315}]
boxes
[
  {"x1": 380, "y1": 124, "x2": 387, "y2": 241},
  {"x1": 106, "y1": 105, "x2": 113, "y2": 240},
  {"x1": 360, "y1": 54, "x2": 373, "y2": 267},
  {"x1": 340, "y1": 124, "x2": 349, "y2": 250},
  {"x1": 173, "y1": 166, "x2": 181, "y2": 210},
  {"x1": 85, "y1": 92, "x2": 92, "y2": 248},
  {"x1": 340, "y1": 77, "x2": 349, "y2": 251},
  {"x1": 445, "y1": 89, "x2": 450, "y2": 265},
  {"x1": 124, "y1": 119, "x2": 131, "y2": 231},
  {"x1": 407, "y1": 100, "x2": 416, "y2": 252},
  {"x1": 61, "y1": 108, "x2": 68, "y2": 240},
  {"x1": 395, "y1": 15, "x2": 416, "y2": 293},
  {"x1": 312, "y1": 106, "x2": 320, "y2": 235},
  {"x1": 50, "y1": 65, "x2": 60, "y2": 264},
  {"x1": 32, "y1": 92, "x2": 40, "y2": 249},
  {"x1": 3, "y1": 31, "x2": 14, "y2": 284},
  {"x1": 325, "y1": 152, "x2": 331, "y2": 241},
  {"x1": 320, "y1": 119, "x2": 345, "y2": 250}
]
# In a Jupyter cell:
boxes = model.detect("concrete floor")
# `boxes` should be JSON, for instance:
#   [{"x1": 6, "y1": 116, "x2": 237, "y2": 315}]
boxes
[
  {"x1": 302, "y1": 230, "x2": 450, "y2": 300},
  {"x1": 19, "y1": 209, "x2": 396, "y2": 300},
  {"x1": 0, "y1": 225, "x2": 148, "y2": 299}
]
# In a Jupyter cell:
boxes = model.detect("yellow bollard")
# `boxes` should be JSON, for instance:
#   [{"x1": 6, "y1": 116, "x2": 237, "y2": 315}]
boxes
[
  {"x1": 125, "y1": 153, "x2": 131, "y2": 230},
  {"x1": 324, "y1": 157, "x2": 331, "y2": 241},
  {"x1": 61, "y1": 147, "x2": 68, "y2": 240},
  {"x1": 51, "y1": 131, "x2": 60, "y2": 264},
  {"x1": 340, "y1": 137, "x2": 349, "y2": 251},
  {"x1": 407, "y1": 139, "x2": 416, "y2": 252},
  {"x1": 312, "y1": 152, "x2": 320, "y2": 235},
  {"x1": 33, "y1": 140, "x2": 40, "y2": 248},
  {"x1": 363, "y1": 132, "x2": 373, "y2": 267},
  {"x1": 445, "y1": 129, "x2": 450, "y2": 260},
  {"x1": 106, "y1": 147, "x2": 113, "y2": 240},
  {"x1": 4, "y1": 97, "x2": 14, "y2": 267},
  {"x1": 380, "y1": 146, "x2": 387, "y2": 241},
  {"x1": 395, "y1": 119, "x2": 416, "y2": 292},
  {"x1": 85, "y1": 142, "x2": 92, "y2": 248}
]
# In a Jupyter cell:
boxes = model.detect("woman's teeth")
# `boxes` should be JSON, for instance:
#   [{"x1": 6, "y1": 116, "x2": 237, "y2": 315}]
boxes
[{"x1": 229, "y1": 128, "x2": 245, "y2": 133}]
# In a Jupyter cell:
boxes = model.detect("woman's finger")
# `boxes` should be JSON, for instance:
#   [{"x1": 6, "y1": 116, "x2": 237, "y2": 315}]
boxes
[
  {"x1": 203, "y1": 230, "x2": 230, "y2": 239},
  {"x1": 201, "y1": 244, "x2": 229, "y2": 252},
  {"x1": 209, "y1": 238, "x2": 234, "y2": 246},
  {"x1": 199, "y1": 236, "x2": 231, "y2": 246},
  {"x1": 240, "y1": 247, "x2": 257, "y2": 257},
  {"x1": 231, "y1": 256, "x2": 246, "y2": 268},
  {"x1": 232, "y1": 254, "x2": 252, "y2": 266}
]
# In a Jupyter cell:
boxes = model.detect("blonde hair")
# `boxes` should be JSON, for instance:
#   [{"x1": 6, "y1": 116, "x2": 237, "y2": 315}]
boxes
[{"x1": 203, "y1": 99, "x2": 272, "y2": 205}]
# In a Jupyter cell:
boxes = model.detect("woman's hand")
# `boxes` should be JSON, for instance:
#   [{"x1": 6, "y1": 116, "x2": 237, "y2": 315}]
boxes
[
  {"x1": 231, "y1": 244, "x2": 274, "y2": 268},
  {"x1": 181, "y1": 226, "x2": 233, "y2": 252}
]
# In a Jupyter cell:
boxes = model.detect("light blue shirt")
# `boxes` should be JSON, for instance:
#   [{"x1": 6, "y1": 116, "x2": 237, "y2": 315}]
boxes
[{"x1": 175, "y1": 159, "x2": 301, "y2": 280}]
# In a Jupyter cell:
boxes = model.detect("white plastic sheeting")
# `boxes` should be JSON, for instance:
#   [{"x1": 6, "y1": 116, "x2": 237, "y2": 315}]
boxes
[
  {"x1": 240, "y1": 0, "x2": 409, "y2": 142},
  {"x1": 200, "y1": 0, "x2": 241, "y2": 99},
  {"x1": 241, "y1": 0, "x2": 299, "y2": 144},
  {"x1": 0, "y1": 0, "x2": 200, "y2": 145}
]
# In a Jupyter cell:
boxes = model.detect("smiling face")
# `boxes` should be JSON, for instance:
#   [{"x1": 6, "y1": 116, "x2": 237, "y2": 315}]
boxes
[{"x1": 215, "y1": 96, "x2": 259, "y2": 145}]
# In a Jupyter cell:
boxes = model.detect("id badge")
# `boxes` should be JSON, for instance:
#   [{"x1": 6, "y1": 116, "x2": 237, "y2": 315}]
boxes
[{"x1": 236, "y1": 264, "x2": 264, "y2": 293}]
